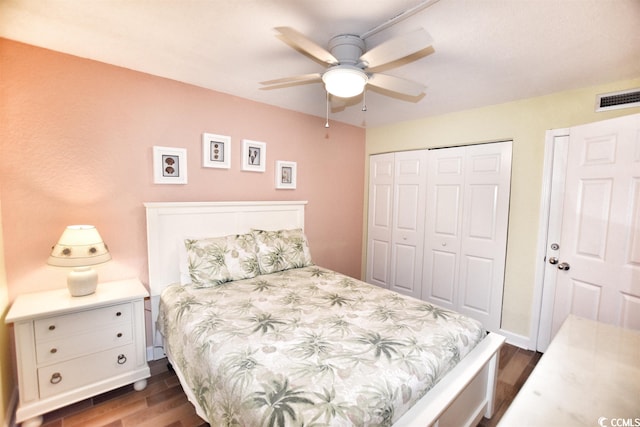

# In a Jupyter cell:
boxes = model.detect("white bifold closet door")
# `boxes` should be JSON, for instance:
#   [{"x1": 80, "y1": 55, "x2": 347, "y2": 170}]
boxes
[
  {"x1": 366, "y1": 150, "x2": 428, "y2": 299},
  {"x1": 422, "y1": 141, "x2": 512, "y2": 333},
  {"x1": 367, "y1": 153, "x2": 395, "y2": 290}
]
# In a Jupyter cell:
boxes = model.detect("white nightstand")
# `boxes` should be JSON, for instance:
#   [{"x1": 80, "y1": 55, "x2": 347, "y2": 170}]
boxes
[{"x1": 5, "y1": 279, "x2": 151, "y2": 427}]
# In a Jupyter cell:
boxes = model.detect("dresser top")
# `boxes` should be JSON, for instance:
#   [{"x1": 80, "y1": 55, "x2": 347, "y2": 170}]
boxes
[
  {"x1": 499, "y1": 315, "x2": 640, "y2": 426},
  {"x1": 5, "y1": 278, "x2": 149, "y2": 323}
]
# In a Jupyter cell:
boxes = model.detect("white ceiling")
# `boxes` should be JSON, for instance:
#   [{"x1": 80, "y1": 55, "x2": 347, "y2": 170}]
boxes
[{"x1": 2, "y1": 0, "x2": 639, "y2": 128}]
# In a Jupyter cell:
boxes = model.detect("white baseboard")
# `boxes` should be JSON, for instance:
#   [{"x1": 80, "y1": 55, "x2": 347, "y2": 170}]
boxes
[
  {"x1": 146, "y1": 346, "x2": 166, "y2": 361},
  {"x1": 498, "y1": 328, "x2": 534, "y2": 351}
]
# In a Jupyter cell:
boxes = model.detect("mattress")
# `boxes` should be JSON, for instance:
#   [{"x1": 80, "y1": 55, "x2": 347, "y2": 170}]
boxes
[{"x1": 157, "y1": 265, "x2": 485, "y2": 426}]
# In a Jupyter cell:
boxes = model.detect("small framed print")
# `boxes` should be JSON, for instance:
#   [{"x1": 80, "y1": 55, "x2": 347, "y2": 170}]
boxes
[
  {"x1": 241, "y1": 139, "x2": 266, "y2": 172},
  {"x1": 153, "y1": 146, "x2": 187, "y2": 184},
  {"x1": 276, "y1": 160, "x2": 297, "y2": 189},
  {"x1": 202, "y1": 133, "x2": 231, "y2": 169}
]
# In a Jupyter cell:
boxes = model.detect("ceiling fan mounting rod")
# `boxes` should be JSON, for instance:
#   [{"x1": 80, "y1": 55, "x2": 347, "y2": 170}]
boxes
[{"x1": 360, "y1": 0, "x2": 441, "y2": 39}]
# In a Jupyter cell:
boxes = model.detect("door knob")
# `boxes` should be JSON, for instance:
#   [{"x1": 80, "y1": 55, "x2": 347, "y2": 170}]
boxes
[
  {"x1": 557, "y1": 262, "x2": 570, "y2": 271},
  {"x1": 548, "y1": 257, "x2": 558, "y2": 265}
]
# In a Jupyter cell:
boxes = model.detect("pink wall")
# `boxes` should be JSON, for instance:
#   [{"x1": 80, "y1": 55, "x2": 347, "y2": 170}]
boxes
[{"x1": 0, "y1": 39, "x2": 365, "y2": 300}]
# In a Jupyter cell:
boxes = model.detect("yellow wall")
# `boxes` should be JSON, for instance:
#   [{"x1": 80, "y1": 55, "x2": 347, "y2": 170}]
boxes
[
  {"x1": 365, "y1": 77, "x2": 640, "y2": 340},
  {"x1": 0, "y1": 197, "x2": 15, "y2": 426}
]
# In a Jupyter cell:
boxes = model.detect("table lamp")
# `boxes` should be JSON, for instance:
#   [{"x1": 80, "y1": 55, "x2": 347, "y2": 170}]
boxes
[{"x1": 47, "y1": 225, "x2": 111, "y2": 296}]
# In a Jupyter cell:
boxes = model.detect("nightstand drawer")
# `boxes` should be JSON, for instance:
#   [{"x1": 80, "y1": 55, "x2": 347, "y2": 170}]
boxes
[
  {"x1": 38, "y1": 344, "x2": 137, "y2": 399},
  {"x1": 36, "y1": 322, "x2": 133, "y2": 364},
  {"x1": 34, "y1": 303, "x2": 132, "y2": 341}
]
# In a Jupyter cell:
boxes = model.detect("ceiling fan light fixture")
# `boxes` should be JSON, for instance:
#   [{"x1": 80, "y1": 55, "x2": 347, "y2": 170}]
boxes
[{"x1": 322, "y1": 66, "x2": 368, "y2": 98}]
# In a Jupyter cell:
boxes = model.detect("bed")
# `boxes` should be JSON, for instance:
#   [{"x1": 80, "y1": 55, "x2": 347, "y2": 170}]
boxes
[{"x1": 145, "y1": 201, "x2": 505, "y2": 427}]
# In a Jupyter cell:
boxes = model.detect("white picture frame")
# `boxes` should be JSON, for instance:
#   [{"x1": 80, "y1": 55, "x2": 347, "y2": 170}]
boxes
[
  {"x1": 276, "y1": 160, "x2": 297, "y2": 189},
  {"x1": 153, "y1": 146, "x2": 188, "y2": 184},
  {"x1": 202, "y1": 133, "x2": 231, "y2": 169},
  {"x1": 241, "y1": 139, "x2": 266, "y2": 172}
]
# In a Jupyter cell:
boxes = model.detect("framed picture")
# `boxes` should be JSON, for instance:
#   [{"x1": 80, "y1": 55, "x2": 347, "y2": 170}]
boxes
[
  {"x1": 241, "y1": 139, "x2": 266, "y2": 172},
  {"x1": 153, "y1": 146, "x2": 188, "y2": 184},
  {"x1": 276, "y1": 160, "x2": 297, "y2": 189},
  {"x1": 202, "y1": 133, "x2": 231, "y2": 169}
]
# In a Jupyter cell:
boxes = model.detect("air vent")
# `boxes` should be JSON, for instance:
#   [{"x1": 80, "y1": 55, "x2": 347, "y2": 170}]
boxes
[{"x1": 595, "y1": 88, "x2": 640, "y2": 112}]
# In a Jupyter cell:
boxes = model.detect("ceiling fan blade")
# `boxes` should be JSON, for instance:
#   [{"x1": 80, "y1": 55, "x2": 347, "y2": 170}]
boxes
[
  {"x1": 260, "y1": 73, "x2": 322, "y2": 88},
  {"x1": 360, "y1": 28, "x2": 433, "y2": 69},
  {"x1": 367, "y1": 73, "x2": 425, "y2": 97},
  {"x1": 275, "y1": 27, "x2": 339, "y2": 65}
]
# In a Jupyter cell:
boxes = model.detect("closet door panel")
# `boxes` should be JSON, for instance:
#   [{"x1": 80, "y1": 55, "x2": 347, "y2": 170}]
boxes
[
  {"x1": 392, "y1": 244, "x2": 420, "y2": 293},
  {"x1": 459, "y1": 254, "x2": 494, "y2": 314},
  {"x1": 457, "y1": 142, "x2": 512, "y2": 331},
  {"x1": 422, "y1": 147, "x2": 465, "y2": 309},
  {"x1": 396, "y1": 185, "x2": 421, "y2": 230},
  {"x1": 366, "y1": 154, "x2": 394, "y2": 288},
  {"x1": 389, "y1": 151, "x2": 428, "y2": 298},
  {"x1": 467, "y1": 184, "x2": 499, "y2": 240},
  {"x1": 369, "y1": 240, "x2": 390, "y2": 286},
  {"x1": 426, "y1": 250, "x2": 457, "y2": 304},
  {"x1": 434, "y1": 185, "x2": 461, "y2": 236}
]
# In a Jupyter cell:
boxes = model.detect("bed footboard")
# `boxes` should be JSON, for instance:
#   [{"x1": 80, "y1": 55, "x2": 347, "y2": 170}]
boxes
[{"x1": 394, "y1": 333, "x2": 505, "y2": 427}]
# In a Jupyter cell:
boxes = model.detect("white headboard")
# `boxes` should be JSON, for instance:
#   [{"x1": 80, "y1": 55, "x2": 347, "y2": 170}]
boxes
[{"x1": 144, "y1": 201, "x2": 307, "y2": 358}]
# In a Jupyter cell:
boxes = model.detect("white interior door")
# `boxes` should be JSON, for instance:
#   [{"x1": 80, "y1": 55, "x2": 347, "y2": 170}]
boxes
[
  {"x1": 389, "y1": 150, "x2": 428, "y2": 298},
  {"x1": 540, "y1": 113, "x2": 640, "y2": 349},
  {"x1": 366, "y1": 153, "x2": 394, "y2": 288},
  {"x1": 535, "y1": 132, "x2": 569, "y2": 351}
]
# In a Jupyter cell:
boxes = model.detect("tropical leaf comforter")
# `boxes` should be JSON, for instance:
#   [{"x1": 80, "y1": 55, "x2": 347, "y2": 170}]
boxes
[{"x1": 158, "y1": 266, "x2": 485, "y2": 426}]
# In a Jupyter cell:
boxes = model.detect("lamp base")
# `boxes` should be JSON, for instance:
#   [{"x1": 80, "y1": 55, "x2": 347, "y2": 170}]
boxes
[{"x1": 67, "y1": 267, "x2": 98, "y2": 297}]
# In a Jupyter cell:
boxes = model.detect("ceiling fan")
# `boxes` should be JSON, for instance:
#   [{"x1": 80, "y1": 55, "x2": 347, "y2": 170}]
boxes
[{"x1": 260, "y1": 26, "x2": 433, "y2": 99}]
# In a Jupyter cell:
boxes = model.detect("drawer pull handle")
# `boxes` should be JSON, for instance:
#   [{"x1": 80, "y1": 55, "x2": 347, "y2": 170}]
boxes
[
  {"x1": 117, "y1": 354, "x2": 127, "y2": 365},
  {"x1": 50, "y1": 348, "x2": 57, "y2": 354},
  {"x1": 116, "y1": 311, "x2": 122, "y2": 317},
  {"x1": 50, "y1": 372, "x2": 62, "y2": 384},
  {"x1": 48, "y1": 325, "x2": 56, "y2": 331},
  {"x1": 117, "y1": 332, "x2": 123, "y2": 338}
]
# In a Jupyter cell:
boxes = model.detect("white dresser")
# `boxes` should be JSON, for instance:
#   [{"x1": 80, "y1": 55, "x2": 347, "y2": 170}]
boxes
[
  {"x1": 5, "y1": 279, "x2": 151, "y2": 427},
  {"x1": 499, "y1": 315, "x2": 640, "y2": 426}
]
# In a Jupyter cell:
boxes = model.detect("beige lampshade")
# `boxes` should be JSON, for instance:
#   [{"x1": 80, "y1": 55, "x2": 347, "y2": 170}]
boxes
[
  {"x1": 48, "y1": 225, "x2": 111, "y2": 297},
  {"x1": 48, "y1": 225, "x2": 111, "y2": 267}
]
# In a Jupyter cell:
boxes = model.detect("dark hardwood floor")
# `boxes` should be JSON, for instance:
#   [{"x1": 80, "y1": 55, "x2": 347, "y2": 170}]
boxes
[
  {"x1": 40, "y1": 360, "x2": 207, "y2": 427},
  {"x1": 478, "y1": 343, "x2": 542, "y2": 427},
  {"x1": 37, "y1": 343, "x2": 540, "y2": 427}
]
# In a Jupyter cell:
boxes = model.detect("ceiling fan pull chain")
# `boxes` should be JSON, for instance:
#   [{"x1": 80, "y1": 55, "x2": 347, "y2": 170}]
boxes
[
  {"x1": 325, "y1": 91, "x2": 330, "y2": 128},
  {"x1": 362, "y1": 90, "x2": 367, "y2": 112}
]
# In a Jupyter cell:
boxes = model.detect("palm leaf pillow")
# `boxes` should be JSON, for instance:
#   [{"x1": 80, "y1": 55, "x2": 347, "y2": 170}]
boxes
[
  {"x1": 185, "y1": 233, "x2": 260, "y2": 287},
  {"x1": 252, "y1": 228, "x2": 313, "y2": 274}
]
